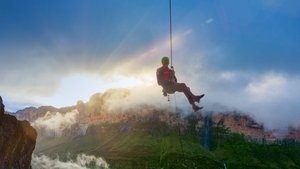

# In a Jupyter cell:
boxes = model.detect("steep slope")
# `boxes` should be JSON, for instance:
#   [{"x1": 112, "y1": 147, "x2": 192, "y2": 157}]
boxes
[{"x1": 0, "y1": 96, "x2": 37, "y2": 169}]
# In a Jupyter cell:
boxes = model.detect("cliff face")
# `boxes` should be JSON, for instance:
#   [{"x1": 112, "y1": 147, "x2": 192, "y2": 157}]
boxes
[
  {"x1": 15, "y1": 106, "x2": 75, "y2": 122},
  {"x1": 212, "y1": 113, "x2": 272, "y2": 139},
  {"x1": 0, "y1": 96, "x2": 37, "y2": 169},
  {"x1": 212, "y1": 113, "x2": 265, "y2": 137}
]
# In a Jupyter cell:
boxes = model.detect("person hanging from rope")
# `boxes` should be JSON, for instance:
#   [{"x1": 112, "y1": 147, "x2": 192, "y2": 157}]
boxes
[{"x1": 156, "y1": 56, "x2": 205, "y2": 112}]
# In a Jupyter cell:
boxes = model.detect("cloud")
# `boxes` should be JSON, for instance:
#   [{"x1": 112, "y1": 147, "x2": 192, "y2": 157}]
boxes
[
  {"x1": 31, "y1": 110, "x2": 87, "y2": 137},
  {"x1": 103, "y1": 68, "x2": 300, "y2": 131},
  {"x1": 205, "y1": 18, "x2": 214, "y2": 24},
  {"x1": 0, "y1": 28, "x2": 192, "y2": 111},
  {"x1": 103, "y1": 86, "x2": 168, "y2": 113},
  {"x1": 219, "y1": 71, "x2": 237, "y2": 80},
  {"x1": 32, "y1": 153, "x2": 109, "y2": 169},
  {"x1": 198, "y1": 70, "x2": 300, "y2": 130},
  {"x1": 110, "y1": 30, "x2": 193, "y2": 77},
  {"x1": 245, "y1": 73, "x2": 287, "y2": 102}
]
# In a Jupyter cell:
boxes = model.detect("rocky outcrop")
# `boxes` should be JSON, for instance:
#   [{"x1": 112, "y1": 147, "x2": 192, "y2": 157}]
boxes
[
  {"x1": 0, "y1": 96, "x2": 37, "y2": 169},
  {"x1": 0, "y1": 97, "x2": 4, "y2": 118},
  {"x1": 15, "y1": 105, "x2": 75, "y2": 122},
  {"x1": 212, "y1": 113, "x2": 265, "y2": 137},
  {"x1": 212, "y1": 113, "x2": 274, "y2": 139}
]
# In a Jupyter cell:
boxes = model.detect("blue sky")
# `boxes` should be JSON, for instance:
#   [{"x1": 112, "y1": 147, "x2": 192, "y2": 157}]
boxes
[{"x1": 1, "y1": 0, "x2": 300, "y2": 129}]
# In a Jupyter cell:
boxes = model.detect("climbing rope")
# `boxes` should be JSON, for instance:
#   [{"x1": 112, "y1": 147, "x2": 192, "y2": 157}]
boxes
[
  {"x1": 168, "y1": 0, "x2": 186, "y2": 164},
  {"x1": 169, "y1": 0, "x2": 173, "y2": 67}
]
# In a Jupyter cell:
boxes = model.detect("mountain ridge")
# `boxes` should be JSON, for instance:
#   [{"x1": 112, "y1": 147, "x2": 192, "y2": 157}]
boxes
[
  {"x1": 12, "y1": 88, "x2": 300, "y2": 142},
  {"x1": 7, "y1": 89, "x2": 299, "y2": 169}
]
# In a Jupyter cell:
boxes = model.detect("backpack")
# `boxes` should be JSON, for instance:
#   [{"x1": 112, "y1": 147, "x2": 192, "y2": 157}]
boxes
[{"x1": 156, "y1": 67, "x2": 177, "y2": 86}]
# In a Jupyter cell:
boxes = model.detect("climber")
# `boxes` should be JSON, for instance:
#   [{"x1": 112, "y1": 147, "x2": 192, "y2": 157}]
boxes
[{"x1": 156, "y1": 56, "x2": 204, "y2": 112}]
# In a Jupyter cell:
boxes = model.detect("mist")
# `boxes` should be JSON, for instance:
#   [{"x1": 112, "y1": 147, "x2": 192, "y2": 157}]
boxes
[
  {"x1": 75, "y1": 67, "x2": 300, "y2": 131},
  {"x1": 32, "y1": 110, "x2": 87, "y2": 137},
  {"x1": 31, "y1": 153, "x2": 109, "y2": 169},
  {"x1": 186, "y1": 68, "x2": 300, "y2": 130}
]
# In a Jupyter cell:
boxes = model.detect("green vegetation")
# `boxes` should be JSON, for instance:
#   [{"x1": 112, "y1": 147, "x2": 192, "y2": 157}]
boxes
[
  {"x1": 35, "y1": 121, "x2": 300, "y2": 169},
  {"x1": 212, "y1": 128, "x2": 300, "y2": 169}
]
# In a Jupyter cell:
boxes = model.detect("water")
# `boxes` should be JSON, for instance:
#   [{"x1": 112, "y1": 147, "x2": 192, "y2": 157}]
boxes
[{"x1": 202, "y1": 113, "x2": 212, "y2": 150}]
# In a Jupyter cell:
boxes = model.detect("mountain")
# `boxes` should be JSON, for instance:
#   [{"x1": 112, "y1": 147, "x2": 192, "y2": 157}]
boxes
[
  {"x1": 33, "y1": 112, "x2": 300, "y2": 169},
  {"x1": 34, "y1": 111, "x2": 224, "y2": 168},
  {"x1": 0, "y1": 96, "x2": 37, "y2": 169},
  {"x1": 14, "y1": 105, "x2": 75, "y2": 122},
  {"x1": 12, "y1": 89, "x2": 300, "y2": 168},
  {"x1": 15, "y1": 89, "x2": 300, "y2": 142}
]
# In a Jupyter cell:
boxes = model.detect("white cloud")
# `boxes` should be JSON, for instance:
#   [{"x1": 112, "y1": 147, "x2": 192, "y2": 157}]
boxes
[
  {"x1": 94, "y1": 86, "x2": 168, "y2": 113},
  {"x1": 245, "y1": 73, "x2": 287, "y2": 102},
  {"x1": 200, "y1": 70, "x2": 300, "y2": 130},
  {"x1": 205, "y1": 18, "x2": 214, "y2": 24},
  {"x1": 220, "y1": 71, "x2": 237, "y2": 80},
  {"x1": 32, "y1": 153, "x2": 109, "y2": 169},
  {"x1": 32, "y1": 110, "x2": 81, "y2": 137}
]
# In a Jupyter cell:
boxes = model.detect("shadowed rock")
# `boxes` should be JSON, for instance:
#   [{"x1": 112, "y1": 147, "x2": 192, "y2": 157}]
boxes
[
  {"x1": 0, "y1": 96, "x2": 37, "y2": 169},
  {"x1": 0, "y1": 96, "x2": 4, "y2": 117}
]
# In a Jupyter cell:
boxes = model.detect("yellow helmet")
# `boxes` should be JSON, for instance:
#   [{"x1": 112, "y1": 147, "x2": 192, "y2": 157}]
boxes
[{"x1": 161, "y1": 56, "x2": 169, "y2": 65}]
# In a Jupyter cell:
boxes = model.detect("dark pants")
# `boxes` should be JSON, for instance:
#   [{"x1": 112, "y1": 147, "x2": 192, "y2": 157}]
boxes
[{"x1": 163, "y1": 82, "x2": 195, "y2": 104}]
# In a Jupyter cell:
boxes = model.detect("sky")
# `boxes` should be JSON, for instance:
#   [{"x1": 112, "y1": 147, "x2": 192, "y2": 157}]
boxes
[{"x1": 1, "y1": 0, "x2": 300, "y2": 129}]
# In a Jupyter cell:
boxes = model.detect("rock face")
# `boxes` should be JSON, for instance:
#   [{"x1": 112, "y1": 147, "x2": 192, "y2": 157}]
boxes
[
  {"x1": 0, "y1": 96, "x2": 37, "y2": 169},
  {"x1": 0, "y1": 97, "x2": 4, "y2": 118},
  {"x1": 212, "y1": 113, "x2": 266, "y2": 137},
  {"x1": 15, "y1": 106, "x2": 75, "y2": 122}
]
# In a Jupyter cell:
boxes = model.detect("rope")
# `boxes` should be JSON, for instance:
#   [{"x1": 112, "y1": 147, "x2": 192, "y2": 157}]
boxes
[
  {"x1": 169, "y1": 0, "x2": 173, "y2": 67},
  {"x1": 169, "y1": 0, "x2": 186, "y2": 165},
  {"x1": 167, "y1": 0, "x2": 174, "y2": 100}
]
